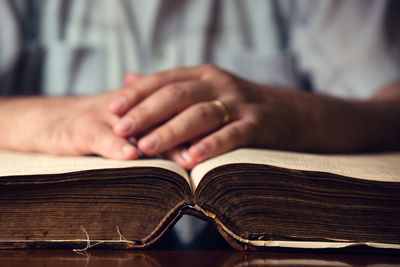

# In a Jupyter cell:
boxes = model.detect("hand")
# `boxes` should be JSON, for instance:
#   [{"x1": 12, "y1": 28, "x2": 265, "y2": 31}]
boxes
[
  {"x1": 110, "y1": 65, "x2": 400, "y2": 169},
  {"x1": 0, "y1": 92, "x2": 139, "y2": 160},
  {"x1": 108, "y1": 64, "x2": 298, "y2": 169},
  {"x1": 111, "y1": 72, "x2": 199, "y2": 167}
]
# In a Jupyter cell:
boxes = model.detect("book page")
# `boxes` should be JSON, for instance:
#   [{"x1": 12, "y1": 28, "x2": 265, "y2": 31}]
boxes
[
  {"x1": 0, "y1": 150, "x2": 190, "y2": 186},
  {"x1": 191, "y1": 148, "x2": 400, "y2": 191}
]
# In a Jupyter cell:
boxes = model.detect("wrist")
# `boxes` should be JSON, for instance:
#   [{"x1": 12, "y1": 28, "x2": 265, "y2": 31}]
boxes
[{"x1": 0, "y1": 96, "x2": 79, "y2": 153}]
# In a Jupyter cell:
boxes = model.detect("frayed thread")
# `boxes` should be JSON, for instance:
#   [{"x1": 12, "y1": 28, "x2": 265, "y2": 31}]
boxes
[
  {"x1": 73, "y1": 226, "x2": 104, "y2": 256},
  {"x1": 73, "y1": 225, "x2": 132, "y2": 255},
  {"x1": 116, "y1": 225, "x2": 127, "y2": 241}
]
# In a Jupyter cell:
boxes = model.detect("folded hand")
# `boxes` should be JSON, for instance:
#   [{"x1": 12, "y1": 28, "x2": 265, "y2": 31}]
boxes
[{"x1": 109, "y1": 65, "x2": 294, "y2": 169}]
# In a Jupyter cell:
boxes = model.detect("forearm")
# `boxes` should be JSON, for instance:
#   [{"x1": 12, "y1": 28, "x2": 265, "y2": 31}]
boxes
[
  {"x1": 0, "y1": 96, "x2": 80, "y2": 152},
  {"x1": 270, "y1": 82, "x2": 400, "y2": 153}
]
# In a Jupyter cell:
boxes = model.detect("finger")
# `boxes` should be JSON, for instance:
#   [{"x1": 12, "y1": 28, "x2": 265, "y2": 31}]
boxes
[
  {"x1": 188, "y1": 119, "x2": 254, "y2": 163},
  {"x1": 162, "y1": 145, "x2": 197, "y2": 170},
  {"x1": 108, "y1": 64, "x2": 219, "y2": 116},
  {"x1": 113, "y1": 80, "x2": 215, "y2": 137},
  {"x1": 108, "y1": 93, "x2": 129, "y2": 116},
  {"x1": 109, "y1": 72, "x2": 144, "y2": 115},
  {"x1": 137, "y1": 101, "x2": 230, "y2": 156},
  {"x1": 83, "y1": 122, "x2": 139, "y2": 160},
  {"x1": 124, "y1": 72, "x2": 144, "y2": 87}
]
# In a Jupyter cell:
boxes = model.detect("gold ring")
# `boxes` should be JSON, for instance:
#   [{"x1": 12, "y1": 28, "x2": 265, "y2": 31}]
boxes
[{"x1": 212, "y1": 99, "x2": 230, "y2": 124}]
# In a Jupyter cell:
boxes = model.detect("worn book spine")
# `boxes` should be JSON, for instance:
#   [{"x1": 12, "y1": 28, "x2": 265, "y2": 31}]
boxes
[
  {"x1": 0, "y1": 202, "x2": 189, "y2": 250},
  {"x1": 2, "y1": 205, "x2": 400, "y2": 252}
]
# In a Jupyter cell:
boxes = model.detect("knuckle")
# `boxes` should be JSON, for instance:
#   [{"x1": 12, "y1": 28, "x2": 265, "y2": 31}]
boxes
[
  {"x1": 202, "y1": 64, "x2": 222, "y2": 78},
  {"x1": 217, "y1": 73, "x2": 235, "y2": 87},
  {"x1": 246, "y1": 107, "x2": 264, "y2": 124},
  {"x1": 216, "y1": 76, "x2": 245, "y2": 101},
  {"x1": 151, "y1": 72, "x2": 168, "y2": 88},
  {"x1": 202, "y1": 63, "x2": 217, "y2": 70},
  {"x1": 120, "y1": 88, "x2": 140, "y2": 104},
  {"x1": 163, "y1": 84, "x2": 185, "y2": 100}
]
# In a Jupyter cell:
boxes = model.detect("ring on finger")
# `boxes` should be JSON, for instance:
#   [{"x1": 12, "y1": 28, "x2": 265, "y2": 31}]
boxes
[{"x1": 212, "y1": 99, "x2": 230, "y2": 124}]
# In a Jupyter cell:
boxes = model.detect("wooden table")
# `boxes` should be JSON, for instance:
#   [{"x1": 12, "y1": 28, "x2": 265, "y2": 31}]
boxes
[
  {"x1": 1, "y1": 217, "x2": 399, "y2": 266},
  {"x1": 0, "y1": 250, "x2": 399, "y2": 267}
]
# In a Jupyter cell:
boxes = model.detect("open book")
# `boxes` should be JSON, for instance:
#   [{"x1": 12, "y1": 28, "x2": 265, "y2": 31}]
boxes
[{"x1": 0, "y1": 148, "x2": 399, "y2": 251}]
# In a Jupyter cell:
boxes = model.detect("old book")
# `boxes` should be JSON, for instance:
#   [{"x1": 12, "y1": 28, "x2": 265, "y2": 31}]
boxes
[{"x1": 0, "y1": 148, "x2": 399, "y2": 251}]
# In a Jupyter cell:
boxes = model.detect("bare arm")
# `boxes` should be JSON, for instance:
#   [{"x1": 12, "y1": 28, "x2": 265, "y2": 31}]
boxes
[{"x1": 260, "y1": 80, "x2": 400, "y2": 153}]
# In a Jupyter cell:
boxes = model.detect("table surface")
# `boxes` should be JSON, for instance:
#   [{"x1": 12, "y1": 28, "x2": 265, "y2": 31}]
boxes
[
  {"x1": 0, "y1": 250, "x2": 399, "y2": 267},
  {"x1": 1, "y1": 217, "x2": 399, "y2": 267}
]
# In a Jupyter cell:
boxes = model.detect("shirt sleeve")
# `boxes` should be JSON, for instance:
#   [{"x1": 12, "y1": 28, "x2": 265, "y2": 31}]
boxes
[
  {"x1": 291, "y1": 0, "x2": 400, "y2": 100},
  {"x1": 0, "y1": 0, "x2": 21, "y2": 94}
]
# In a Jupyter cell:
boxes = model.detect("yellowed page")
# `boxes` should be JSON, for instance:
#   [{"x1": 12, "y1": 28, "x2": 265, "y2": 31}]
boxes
[
  {"x1": 191, "y1": 148, "x2": 400, "y2": 191},
  {"x1": 0, "y1": 150, "x2": 189, "y2": 185}
]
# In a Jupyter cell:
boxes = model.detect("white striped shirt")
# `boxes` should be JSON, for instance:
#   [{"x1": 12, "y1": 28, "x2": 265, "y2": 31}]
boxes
[{"x1": 0, "y1": 0, "x2": 399, "y2": 99}]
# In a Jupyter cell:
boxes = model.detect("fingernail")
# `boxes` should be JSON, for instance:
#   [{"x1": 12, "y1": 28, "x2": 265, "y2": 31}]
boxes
[
  {"x1": 139, "y1": 134, "x2": 159, "y2": 152},
  {"x1": 190, "y1": 143, "x2": 207, "y2": 161},
  {"x1": 115, "y1": 117, "x2": 135, "y2": 134},
  {"x1": 181, "y1": 150, "x2": 193, "y2": 163},
  {"x1": 109, "y1": 96, "x2": 127, "y2": 113},
  {"x1": 122, "y1": 144, "x2": 136, "y2": 157}
]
